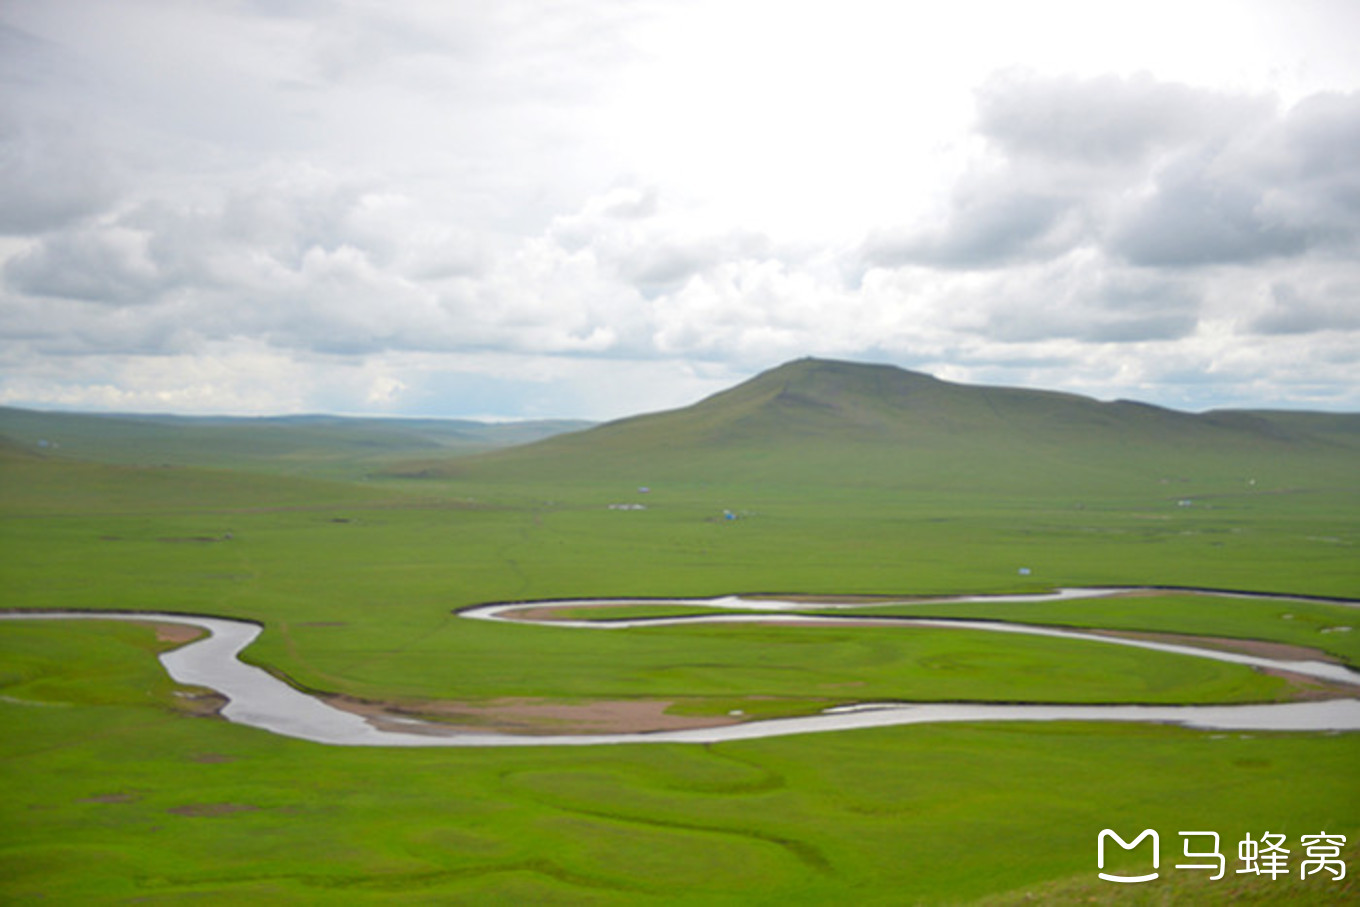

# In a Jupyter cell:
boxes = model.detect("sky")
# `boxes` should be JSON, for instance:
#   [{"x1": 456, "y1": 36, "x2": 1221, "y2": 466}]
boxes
[{"x1": 2, "y1": 0, "x2": 1358, "y2": 420}]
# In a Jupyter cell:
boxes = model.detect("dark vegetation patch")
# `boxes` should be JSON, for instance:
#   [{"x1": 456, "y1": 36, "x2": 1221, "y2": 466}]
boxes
[
  {"x1": 171, "y1": 689, "x2": 228, "y2": 717},
  {"x1": 80, "y1": 792, "x2": 142, "y2": 804},
  {"x1": 167, "y1": 803, "x2": 259, "y2": 817}
]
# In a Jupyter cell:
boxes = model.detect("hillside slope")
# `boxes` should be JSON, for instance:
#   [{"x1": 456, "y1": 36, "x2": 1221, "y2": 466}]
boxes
[{"x1": 409, "y1": 358, "x2": 1359, "y2": 493}]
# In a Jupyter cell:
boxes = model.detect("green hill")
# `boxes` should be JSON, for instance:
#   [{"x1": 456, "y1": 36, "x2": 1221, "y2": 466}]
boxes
[
  {"x1": 0, "y1": 407, "x2": 591, "y2": 478},
  {"x1": 401, "y1": 358, "x2": 1359, "y2": 495}
]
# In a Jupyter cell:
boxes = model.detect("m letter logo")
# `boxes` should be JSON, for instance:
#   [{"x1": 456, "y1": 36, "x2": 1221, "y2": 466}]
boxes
[{"x1": 1098, "y1": 828, "x2": 1160, "y2": 883}]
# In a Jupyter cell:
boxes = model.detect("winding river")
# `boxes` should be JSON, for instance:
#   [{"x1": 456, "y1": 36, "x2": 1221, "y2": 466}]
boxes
[{"x1": 3, "y1": 587, "x2": 1358, "y2": 746}]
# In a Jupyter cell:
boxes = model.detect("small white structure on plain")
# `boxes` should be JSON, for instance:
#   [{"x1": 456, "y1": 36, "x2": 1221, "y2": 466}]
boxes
[
  {"x1": 1018, "y1": 567, "x2": 1032, "y2": 576},
  {"x1": 638, "y1": 486, "x2": 650, "y2": 493},
  {"x1": 1178, "y1": 499, "x2": 1193, "y2": 507},
  {"x1": 608, "y1": 503, "x2": 646, "y2": 511}
]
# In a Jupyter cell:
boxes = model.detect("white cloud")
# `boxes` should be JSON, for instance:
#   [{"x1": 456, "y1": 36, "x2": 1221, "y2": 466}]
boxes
[{"x1": 1, "y1": 1, "x2": 1358, "y2": 418}]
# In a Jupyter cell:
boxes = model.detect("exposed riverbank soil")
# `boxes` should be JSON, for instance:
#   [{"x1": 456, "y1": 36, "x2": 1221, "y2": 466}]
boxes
[
  {"x1": 149, "y1": 622, "x2": 206, "y2": 645},
  {"x1": 1089, "y1": 628, "x2": 1343, "y2": 664},
  {"x1": 324, "y1": 694, "x2": 742, "y2": 736}
]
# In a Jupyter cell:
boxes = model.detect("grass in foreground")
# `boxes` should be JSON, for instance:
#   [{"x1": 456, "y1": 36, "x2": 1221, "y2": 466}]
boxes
[
  {"x1": 1, "y1": 427, "x2": 1355, "y2": 903},
  {"x1": 0, "y1": 621, "x2": 1355, "y2": 904}
]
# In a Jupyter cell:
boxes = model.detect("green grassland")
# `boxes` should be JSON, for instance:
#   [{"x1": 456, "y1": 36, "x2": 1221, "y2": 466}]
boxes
[
  {"x1": 1, "y1": 623, "x2": 1354, "y2": 905},
  {"x1": 2, "y1": 621, "x2": 1356, "y2": 905},
  {"x1": 2, "y1": 359, "x2": 1357, "y2": 903},
  {"x1": 504, "y1": 595, "x2": 1360, "y2": 667},
  {"x1": 835, "y1": 593, "x2": 1360, "y2": 664}
]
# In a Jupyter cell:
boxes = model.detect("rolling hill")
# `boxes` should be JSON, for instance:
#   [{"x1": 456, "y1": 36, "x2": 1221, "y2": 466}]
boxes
[
  {"x1": 4, "y1": 359, "x2": 1356, "y2": 498},
  {"x1": 400, "y1": 358, "x2": 1360, "y2": 494},
  {"x1": 0, "y1": 407, "x2": 592, "y2": 477}
]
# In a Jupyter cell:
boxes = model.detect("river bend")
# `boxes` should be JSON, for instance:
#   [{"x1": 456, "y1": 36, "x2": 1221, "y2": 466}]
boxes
[{"x1": 2, "y1": 588, "x2": 1358, "y2": 746}]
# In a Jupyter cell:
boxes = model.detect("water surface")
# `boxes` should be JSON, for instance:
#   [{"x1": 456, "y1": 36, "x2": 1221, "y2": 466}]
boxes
[{"x1": 4, "y1": 588, "x2": 1357, "y2": 746}]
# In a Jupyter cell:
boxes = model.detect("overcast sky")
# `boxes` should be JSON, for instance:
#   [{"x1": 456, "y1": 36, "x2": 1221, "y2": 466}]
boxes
[{"x1": 2, "y1": 0, "x2": 1358, "y2": 419}]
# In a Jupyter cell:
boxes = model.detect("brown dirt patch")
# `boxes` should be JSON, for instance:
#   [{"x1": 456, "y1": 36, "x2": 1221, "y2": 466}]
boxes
[
  {"x1": 1257, "y1": 668, "x2": 1360, "y2": 701},
  {"x1": 172, "y1": 689, "x2": 228, "y2": 717},
  {"x1": 747, "y1": 594, "x2": 921, "y2": 605},
  {"x1": 1088, "y1": 628, "x2": 1344, "y2": 663},
  {"x1": 753, "y1": 617, "x2": 906, "y2": 629},
  {"x1": 324, "y1": 693, "x2": 742, "y2": 736},
  {"x1": 148, "y1": 622, "x2": 205, "y2": 645},
  {"x1": 82, "y1": 792, "x2": 141, "y2": 804},
  {"x1": 501, "y1": 604, "x2": 619, "y2": 622},
  {"x1": 168, "y1": 803, "x2": 258, "y2": 817},
  {"x1": 1088, "y1": 628, "x2": 1356, "y2": 700}
]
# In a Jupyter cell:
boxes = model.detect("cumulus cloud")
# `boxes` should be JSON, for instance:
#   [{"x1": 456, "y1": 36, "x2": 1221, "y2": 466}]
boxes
[
  {"x1": 6, "y1": 224, "x2": 161, "y2": 303},
  {"x1": 1249, "y1": 280, "x2": 1360, "y2": 335},
  {"x1": 1107, "y1": 150, "x2": 1315, "y2": 267},
  {"x1": 975, "y1": 70, "x2": 1268, "y2": 166},
  {"x1": 1251, "y1": 91, "x2": 1360, "y2": 248},
  {"x1": 861, "y1": 188, "x2": 1077, "y2": 269},
  {"x1": 1135, "y1": 101, "x2": 1360, "y2": 265},
  {"x1": 866, "y1": 73, "x2": 1360, "y2": 273},
  {"x1": 0, "y1": 26, "x2": 123, "y2": 233},
  {"x1": 547, "y1": 186, "x2": 776, "y2": 298},
  {"x1": 981, "y1": 258, "x2": 1202, "y2": 344},
  {"x1": 1, "y1": 2, "x2": 1358, "y2": 418},
  {"x1": 0, "y1": 115, "x2": 122, "y2": 235},
  {"x1": 1105, "y1": 92, "x2": 1360, "y2": 266}
]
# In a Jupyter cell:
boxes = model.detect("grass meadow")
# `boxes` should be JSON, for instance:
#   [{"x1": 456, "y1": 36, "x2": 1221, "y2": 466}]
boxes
[{"x1": 1, "y1": 407, "x2": 1357, "y2": 903}]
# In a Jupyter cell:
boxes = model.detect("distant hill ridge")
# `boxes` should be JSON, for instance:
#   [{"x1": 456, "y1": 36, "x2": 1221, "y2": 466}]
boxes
[
  {"x1": 0, "y1": 406, "x2": 593, "y2": 472},
  {"x1": 498, "y1": 357, "x2": 1357, "y2": 450},
  {"x1": 426, "y1": 358, "x2": 1359, "y2": 489},
  {"x1": 3, "y1": 359, "x2": 1356, "y2": 490}
]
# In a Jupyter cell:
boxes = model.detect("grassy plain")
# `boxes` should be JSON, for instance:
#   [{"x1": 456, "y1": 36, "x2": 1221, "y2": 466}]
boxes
[
  {"x1": 848, "y1": 593, "x2": 1360, "y2": 664},
  {"x1": 1, "y1": 364, "x2": 1358, "y2": 904},
  {"x1": 514, "y1": 595, "x2": 1360, "y2": 666},
  {"x1": 2, "y1": 621, "x2": 1356, "y2": 905}
]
